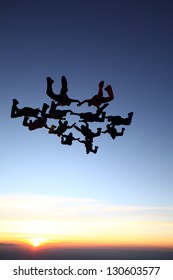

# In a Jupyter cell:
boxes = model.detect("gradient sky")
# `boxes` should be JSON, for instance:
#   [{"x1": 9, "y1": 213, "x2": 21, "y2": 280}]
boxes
[{"x1": 0, "y1": 0, "x2": 173, "y2": 254}]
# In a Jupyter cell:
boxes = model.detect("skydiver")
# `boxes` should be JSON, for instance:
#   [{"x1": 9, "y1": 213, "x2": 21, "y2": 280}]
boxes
[
  {"x1": 106, "y1": 112, "x2": 133, "y2": 126},
  {"x1": 22, "y1": 116, "x2": 49, "y2": 131},
  {"x1": 78, "y1": 81, "x2": 114, "y2": 107},
  {"x1": 102, "y1": 125, "x2": 125, "y2": 139},
  {"x1": 11, "y1": 99, "x2": 41, "y2": 118},
  {"x1": 48, "y1": 120, "x2": 76, "y2": 137},
  {"x1": 74, "y1": 121, "x2": 102, "y2": 140},
  {"x1": 46, "y1": 75, "x2": 80, "y2": 106},
  {"x1": 70, "y1": 103, "x2": 108, "y2": 122},
  {"x1": 78, "y1": 137, "x2": 98, "y2": 154},
  {"x1": 41, "y1": 101, "x2": 72, "y2": 120},
  {"x1": 61, "y1": 132, "x2": 80, "y2": 145}
]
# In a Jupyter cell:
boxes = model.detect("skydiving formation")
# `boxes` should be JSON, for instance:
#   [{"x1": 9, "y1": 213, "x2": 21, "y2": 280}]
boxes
[{"x1": 11, "y1": 75, "x2": 134, "y2": 154}]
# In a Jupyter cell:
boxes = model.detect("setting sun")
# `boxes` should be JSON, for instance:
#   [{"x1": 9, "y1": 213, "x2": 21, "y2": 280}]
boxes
[{"x1": 29, "y1": 238, "x2": 46, "y2": 247}]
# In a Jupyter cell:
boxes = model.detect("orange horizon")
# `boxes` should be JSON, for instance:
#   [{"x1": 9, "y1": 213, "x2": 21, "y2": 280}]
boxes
[
  {"x1": 1, "y1": 236, "x2": 173, "y2": 251},
  {"x1": 1, "y1": 195, "x2": 173, "y2": 253}
]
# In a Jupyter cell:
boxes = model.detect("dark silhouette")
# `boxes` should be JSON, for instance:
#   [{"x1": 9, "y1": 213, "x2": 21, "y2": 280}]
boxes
[
  {"x1": 22, "y1": 116, "x2": 49, "y2": 131},
  {"x1": 74, "y1": 121, "x2": 102, "y2": 140},
  {"x1": 102, "y1": 125, "x2": 125, "y2": 139},
  {"x1": 48, "y1": 120, "x2": 76, "y2": 137},
  {"x1": 10, "y1": 75, "x2": 133, "y2": 154},
  {"x1": 71, "y1": 103, "x2": 108, "y2": 122},
  {"x1": 41, "y1": 102, "x2": 72, "y2": 119},
  {"x1": 106, "y1": 112, "x2": 133, "y2": 126},
  {"x1": 61, "y1": 132, "x2": 80, "y2": 145},
  {"x1": 78, "y1": 81, "x2": 114, "y2": 107},
  {"x1": 46, "y1": 76, "x2": 80, "y2": 106},
  {"x1": 78, "y1": 137, "x2": 98, "y2": 154},
  {"x1": 11, "y1": 99, "x2": 41, "y2": 118}
]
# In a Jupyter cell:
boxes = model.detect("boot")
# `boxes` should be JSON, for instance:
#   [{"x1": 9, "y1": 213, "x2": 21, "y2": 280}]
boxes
[
  {"x1": 13, "y1": 99, "x2": 19, "y2": 105},
  {"x1": 46, "y1": 77, "x2": 54, "y2": 85},
  {"x1": 99, "y1": 81, "x2": 104, "y2": 89}
]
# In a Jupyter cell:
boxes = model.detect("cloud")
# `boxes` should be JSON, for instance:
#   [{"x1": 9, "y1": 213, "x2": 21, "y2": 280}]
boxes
[
  {"x1": 0, "y1": 194, "x2": 172, "y2": 221},
  {"x1": 0, "y1": 194, "x2": 173, "y2": 247},
  {"x1": 0, "y1": 243, "x2": 18, "y2": 247}
]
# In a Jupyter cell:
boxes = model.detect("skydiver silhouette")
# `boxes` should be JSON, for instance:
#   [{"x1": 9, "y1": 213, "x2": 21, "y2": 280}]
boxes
[
  {"x1": 41, "y1": 101, "x2": 72, "y2": 119},
  {"x1": 102, "y1": 125, "x2": 125, "y2": 139},
  {"x1": 11, "y1": 99, "x2": 41, "y2": 118},
  {"x1": 46, "y1": 76, "x2": 80, "y2": 106},
  {"x1": 106, "y1": 112, "x2": 133, "y2": 126},
  {"x1": 78, "y1": 81, "x2": 114, "y2": 107},
  {"x1": 61, "y1": 132, "x2": 80, "y2": 145},
  {"x1": 22, "y1": 116, "x2": 49, "y2": 131},
  {"x1": 70, "y1": 103, "x2": 108, "y2": 122},
  {"x1": 48, "y1": 120, "x2": 76, "y2": 137},
  {"x1": 78, "y1": 137, "x2": 98, "y2": 154},
  {"x1": 74, "y1": 121, "x2": 102, "y2": 140}
]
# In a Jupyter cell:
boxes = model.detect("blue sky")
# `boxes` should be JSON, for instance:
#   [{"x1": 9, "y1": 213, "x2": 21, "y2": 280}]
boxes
[{"x1": 0, "y1": 0, "x2": 173, "y2": 250}]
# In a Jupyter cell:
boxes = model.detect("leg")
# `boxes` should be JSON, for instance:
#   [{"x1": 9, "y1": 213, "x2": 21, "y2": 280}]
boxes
[
  {"x1": 117, "y1": 128, "x2": 125, "y2": 136},
  {"x1": 93, "y1": 128, "x2": 102, "y2": 137},
  {"x1": 93, "y1": 146, "x2": 98, "y2": 154},
  {"x1": 97, "y1": 81, "x2": 104, "y2": 98},
  {"x1": 104, "y1": 85, "x2": 114, "y2": 102},
  {"x1": 60, "y1": 76, "x2": 68, "y2": 94},
  {"x1": 22, "y1": 116, "x2": 30, "y2": 127},
  {"x1": 46, "y1": 77, "x2": 59, "y2": 101},
  {"x1": 11, "y1": 99, "x2": 20, "y2": 118},
  {"x1": 122, "y1": 113, "x2": 133, "y2": 125},
  {"x1": 86, "y1": 142, "x2": 98, "y2": 154},
  {"x1": 61, "y1": 136, "x2": 66, "y2": 144},
  {"x1": 128, "y1": 112, "x2": 133, "y2": 122}
]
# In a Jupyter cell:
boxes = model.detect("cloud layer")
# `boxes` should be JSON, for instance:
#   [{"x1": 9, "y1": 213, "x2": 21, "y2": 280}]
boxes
[{"x1": 0, "y1": 194, "x2": 173, "y2": 247}]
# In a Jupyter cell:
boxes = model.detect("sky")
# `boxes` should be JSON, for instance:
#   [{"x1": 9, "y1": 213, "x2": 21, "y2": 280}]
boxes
[{"x1": 0, "y1": 0, "x2": 173, "y2": 259}]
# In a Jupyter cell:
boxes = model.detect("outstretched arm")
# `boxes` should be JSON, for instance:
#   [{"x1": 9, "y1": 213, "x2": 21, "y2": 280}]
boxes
[
  {"x1": 101, "y1": 129, "x2": 108, "y2": 134},
  {"x1": 78, "y1": 139, "x2": 84, "y2": 144},
  {"x1": 44, "y1": 123, "x2": 50, "y2": 129},
  {"x1": 73, "y1": 137, "x2": 80, "y2": 141},
  {"x1": 67, "y1": 122, "x2": 76, "y2": 129},
  {"x1": 69, "y1": 98, "x2": 81, "y2": 104},
  {"x1": 77, "y1": 99, "x2": 90, "y2": 106},
  {"x1": 74, "y1": 125, "x2": 81, "y2": 132},
  {"x1": 70, "y1": 111, "x2": 80, "y2": 116},
  {"x1": 81, "y1": 120, "x2": 89, "y2": 128}
]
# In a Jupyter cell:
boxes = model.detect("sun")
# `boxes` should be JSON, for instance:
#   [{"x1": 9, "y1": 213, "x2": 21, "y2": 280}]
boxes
[{"x1": 29, "y1": 237, "x2": 46, "y2": 247}]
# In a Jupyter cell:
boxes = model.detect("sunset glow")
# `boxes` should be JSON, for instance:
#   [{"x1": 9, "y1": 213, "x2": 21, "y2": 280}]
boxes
[
  {"x1": 0, "y1": 195, "x2": 173, "y2": 250},
  {"x1": 29, "y1": 238, "x2": 46, "y2": 247}
]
